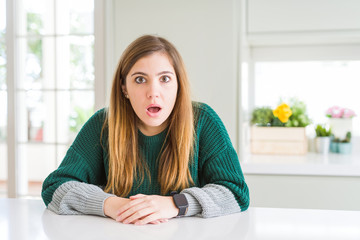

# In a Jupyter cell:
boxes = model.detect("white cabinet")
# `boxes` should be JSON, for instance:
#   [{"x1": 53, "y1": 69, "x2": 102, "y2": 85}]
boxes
[
  {"x1": 248, "y1": 0, "x2": 360, "y2": 33},
  {"x1": 247, "y1": 0, "x2": 360, "y2": 46}
]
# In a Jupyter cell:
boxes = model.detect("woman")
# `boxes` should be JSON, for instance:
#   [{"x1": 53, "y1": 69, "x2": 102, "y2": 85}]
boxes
[{"x1": 42, "y1": 35, "x2": 249, "y2": 225}]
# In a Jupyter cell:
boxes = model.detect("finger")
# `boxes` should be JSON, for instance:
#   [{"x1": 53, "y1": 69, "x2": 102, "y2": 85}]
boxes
[
  {"x1": 133, "y1": 219, "x2": 160, "y2": 225},
  {"x1": 117, "y1": 197, "x2": 146, "y2": 216},
  {"x1": 150, "y1": 218, "x2": 167, "y2": 224},
  {"x1": 134, "y1": 212, "x2": 161, "y2": 225},
  {"x1": 149, "y1": 220, "x2": 160, "y2": 225},
  {"x1": 148, "y1": 218, "x2": 168, "y2": 225},
  {"x1": 122, "y1": 207, "x2": 154, "y2": 224},
  {"x1": 117, "y1": 202, "x2": 147, "y2": 222},
  {"x1": 129, "y1": 194, "x2": 146, "y2": 200}
]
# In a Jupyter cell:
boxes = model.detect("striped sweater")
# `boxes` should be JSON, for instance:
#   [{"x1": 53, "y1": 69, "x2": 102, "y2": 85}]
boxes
[{"x1": 41, "y1": 102, "x2": 249, "y2": 218}]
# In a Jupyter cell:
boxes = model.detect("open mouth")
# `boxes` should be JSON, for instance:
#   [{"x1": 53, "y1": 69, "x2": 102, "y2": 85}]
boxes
[{"x1": 147, "y1": 106, "x2": 161, "y2": 113}]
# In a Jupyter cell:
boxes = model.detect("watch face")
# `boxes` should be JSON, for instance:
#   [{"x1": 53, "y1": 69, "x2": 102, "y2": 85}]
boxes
[{"x1": 174, "y1": 194, "x2": 189, "y2": 207}]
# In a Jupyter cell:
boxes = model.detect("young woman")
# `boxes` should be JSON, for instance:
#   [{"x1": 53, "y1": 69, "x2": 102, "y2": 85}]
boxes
[{"x1": 42, "y1": 35, "x2": 249, "y2": 225}]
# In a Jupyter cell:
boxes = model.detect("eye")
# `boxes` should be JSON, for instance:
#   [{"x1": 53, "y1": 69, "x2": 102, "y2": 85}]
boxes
[
  {"x1": 135, "y1": 76, "x2": 146, "y2": 84},
  {"x1": 160, "y1": 75, "x2": 170, "y2": 83}
]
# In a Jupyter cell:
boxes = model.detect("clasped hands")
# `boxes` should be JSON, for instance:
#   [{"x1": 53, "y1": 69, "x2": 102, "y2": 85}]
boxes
[{"x1": 104, "y1": 194, "x2": 179, "y2": 225}]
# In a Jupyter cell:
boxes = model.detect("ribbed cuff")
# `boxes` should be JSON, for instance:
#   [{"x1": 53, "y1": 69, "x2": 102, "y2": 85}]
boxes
[
  {"x1": 84, "y1": 187, "x2": 115, "y2": 217},
  {"x1": 48, "y1": 181, "x2": 115, "y2": 217},
  {"x1": 180, "y1": 184, "x2": 241, "y2": 218},
  {"x1": 182, "y1": 192, "x2": 202, "y2": 217}
]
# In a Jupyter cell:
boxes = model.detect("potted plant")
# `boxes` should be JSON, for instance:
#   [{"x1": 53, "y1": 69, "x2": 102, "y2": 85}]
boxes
[
  {"x1": 332, "y1": 132, "x2": 352, "y2": 154},
  {"x1": 339, "y1": 132, "x2": 352, "y2": 154},
  {"x1": 250, "y1": 98, "x2": 311, "y2": 155},
  {"x1": 314, "y1": 124, "x2": 332, "y2": 154},
  {"x1": 326, "y1": 106, "x2": 356, "y2": 140}
]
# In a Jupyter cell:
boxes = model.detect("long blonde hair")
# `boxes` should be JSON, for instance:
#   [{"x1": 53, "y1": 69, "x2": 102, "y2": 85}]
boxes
[{"x1": 103, "y1": 35, "x2": 194, "y2": 196}]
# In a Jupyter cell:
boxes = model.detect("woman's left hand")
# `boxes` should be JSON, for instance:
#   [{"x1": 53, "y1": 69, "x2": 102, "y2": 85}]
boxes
[{"x1": 115, "y1": 194, "x2": 179, "y2": 225}]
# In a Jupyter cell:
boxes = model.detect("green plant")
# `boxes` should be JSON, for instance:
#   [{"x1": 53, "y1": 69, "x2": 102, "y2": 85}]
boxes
[
  {"x1": 285, "y1": 98, "x2": 311, "y2": 127},
  {"x1": 342, "y1": 132, "x2": 352, "y2": 143},
  {"x1": 315, "y1": 124, "x2": 332, "y2": 137},
  {"x1": 332, "y1": 131, "x2": 352, "y2": 143},
  {"x1": 251, "y1": 98, "x2": 311, "y2": 127},
  {"x1": 69, "y1": 106, "x2": 94, "y2": 133},
  {"x1": 251, "y1": 107, "x2": 273, "y2": 126}
]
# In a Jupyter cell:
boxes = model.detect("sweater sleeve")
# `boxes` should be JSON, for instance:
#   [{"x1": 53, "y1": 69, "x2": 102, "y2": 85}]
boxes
[
  {"x1": 48, "y1": 181, "x2": 114, "y2": 216},
  {"x1": 41, "y1": 109, "x2": 112, "y2": 216},
  {"x1": 181, "y1": 103, "x2": 250, "y2": 218}
]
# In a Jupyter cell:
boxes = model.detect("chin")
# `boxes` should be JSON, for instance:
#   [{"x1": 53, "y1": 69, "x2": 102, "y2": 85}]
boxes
[{"x1": 147, "y1": 121, "x2": 166, "y2": 127}]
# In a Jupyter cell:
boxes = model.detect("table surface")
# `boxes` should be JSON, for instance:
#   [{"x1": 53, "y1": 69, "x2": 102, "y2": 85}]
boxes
[{"x1": 1, "y1": 198, "x2": 360, "y2": 240}]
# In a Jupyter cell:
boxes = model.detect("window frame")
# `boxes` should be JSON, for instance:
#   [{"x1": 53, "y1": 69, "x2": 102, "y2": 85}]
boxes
[
  {"x1": 240, "y1": 43, "x2": 360, "y2": 176},
  {"x1": 6, "y1": 0, "x2": 105, "y2": 198}
]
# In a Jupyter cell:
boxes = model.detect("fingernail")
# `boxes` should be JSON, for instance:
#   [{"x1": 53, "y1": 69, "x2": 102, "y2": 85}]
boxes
[{"x1": 123, "y1": 220, "x2": 129, "y2": 224}]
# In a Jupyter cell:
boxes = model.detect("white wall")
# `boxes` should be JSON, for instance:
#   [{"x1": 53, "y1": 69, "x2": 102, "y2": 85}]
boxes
[{"x1": 108, "y1": 0, "x2": 241, "y2": 147}]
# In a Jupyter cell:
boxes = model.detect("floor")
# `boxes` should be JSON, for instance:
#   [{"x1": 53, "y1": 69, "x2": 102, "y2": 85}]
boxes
[{"x1": 0, "y1": 181, "x2": 43, "y2": 198}]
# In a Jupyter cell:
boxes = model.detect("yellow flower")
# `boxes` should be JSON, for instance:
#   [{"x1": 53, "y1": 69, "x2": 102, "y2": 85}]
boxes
[{"x1": 273, "y1": 103, "x2": 292, "y2": 123}]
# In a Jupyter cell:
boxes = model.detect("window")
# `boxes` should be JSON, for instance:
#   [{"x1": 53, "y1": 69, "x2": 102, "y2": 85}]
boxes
[
  {"x1": 4, "y1": 0, "x2": 99, "y2": 198},
  {"x1": 243, "y1": 52, "x2": 360, "y2": 170},
  {"x1": 0, "y1": 0, "x2": 7, "y2": 197},
  {"x1": 254, "y1": 61, "x2": 360, "y2": 137}
]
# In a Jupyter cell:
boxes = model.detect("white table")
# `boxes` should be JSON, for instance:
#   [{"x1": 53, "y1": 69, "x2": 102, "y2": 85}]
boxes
[{"x1": 1, "y1": 198, "x2": 360, "y2": 240}]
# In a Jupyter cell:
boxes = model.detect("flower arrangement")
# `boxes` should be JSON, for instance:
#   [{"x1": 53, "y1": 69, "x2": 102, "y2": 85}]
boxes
[
  {"x1": 273, "y1": 103, "x2": 292, "y2": 123},
  {"x1": 250, "y1": 98, "x2": 310, "y2": 155},
  {"x1": 251, "y1": 98, "x2": 311, "y2": 127},
  {"x1": 326, "y1": 106, "x2": 356, "y2": 118}
]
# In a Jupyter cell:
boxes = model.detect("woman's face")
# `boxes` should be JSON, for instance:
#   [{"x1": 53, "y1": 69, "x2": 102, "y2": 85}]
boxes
[{"x1": 123, "y1": 52, "x2": 178, "y2": 136}]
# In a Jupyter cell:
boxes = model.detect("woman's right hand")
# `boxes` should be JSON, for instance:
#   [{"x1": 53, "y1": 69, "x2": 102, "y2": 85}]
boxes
[
  {"x1": 104, "y1": 196, "x2": 131, "y2": 220},
  {"x1": 104, "y1": 196, "x2": 170, "y2": 225}
]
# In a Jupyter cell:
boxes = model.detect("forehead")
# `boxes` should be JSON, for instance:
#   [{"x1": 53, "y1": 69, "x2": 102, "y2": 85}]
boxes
[{"x1": 130, "y1": 52, "x2": 175, "y2": 72}]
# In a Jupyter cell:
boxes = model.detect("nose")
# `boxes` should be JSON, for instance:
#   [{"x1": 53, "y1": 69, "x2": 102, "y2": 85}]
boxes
[{"x1": 147, "y1": 80, "x2": 160, "y2": 99}]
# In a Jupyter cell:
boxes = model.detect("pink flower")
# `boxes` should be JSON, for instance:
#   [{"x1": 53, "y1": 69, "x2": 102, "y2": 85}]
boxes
[
  {"x1": 326, "y1": 106, "x2": 343, "y2": 118},
  {"x1": 326, "y1": 106, "x2": 356, "y2": 118},
  {"x1": 343, "y1": 108, "x2": 356, "y2": 118}
]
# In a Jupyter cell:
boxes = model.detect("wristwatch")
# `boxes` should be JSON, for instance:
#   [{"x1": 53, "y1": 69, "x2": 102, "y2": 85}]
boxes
[{"x1": 171, "y1": 192, "x2": 189, "y2": 217}]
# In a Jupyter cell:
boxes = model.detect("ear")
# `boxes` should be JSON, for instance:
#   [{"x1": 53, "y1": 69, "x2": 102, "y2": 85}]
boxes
[{"x1": 121, "y1": 84, "x2": 127, "y2": 94}]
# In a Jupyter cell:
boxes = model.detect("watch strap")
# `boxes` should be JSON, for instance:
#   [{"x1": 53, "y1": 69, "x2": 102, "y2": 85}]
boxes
[
  {"x1": 177, "y1": 203, "x2": 187, "y2": 216},
  {"x1": 171, "y1": 193, "x2": 188, "y2": 217}
]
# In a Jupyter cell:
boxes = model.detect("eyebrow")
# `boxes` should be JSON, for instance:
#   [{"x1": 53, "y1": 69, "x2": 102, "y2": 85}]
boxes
[{"x1": 130, "y1": 71, "x2": 175, "y2": 77}]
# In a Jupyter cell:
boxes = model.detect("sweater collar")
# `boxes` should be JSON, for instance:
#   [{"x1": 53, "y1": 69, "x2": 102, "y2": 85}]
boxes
[{"x1": 138, "y1": 128, "x2": 168, "y2": 145}]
